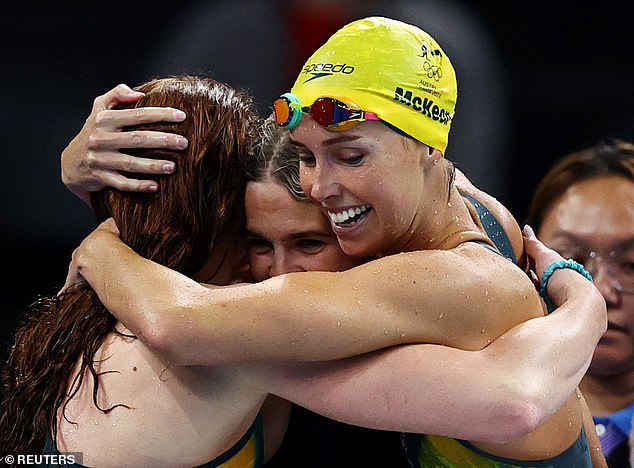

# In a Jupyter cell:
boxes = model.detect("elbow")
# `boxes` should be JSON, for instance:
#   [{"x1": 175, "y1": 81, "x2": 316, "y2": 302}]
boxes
[
  {"x1": 481, "y1": 384, "x2": 547, "y2": 443},
  {"x1": 482, "y1": 401, "x2": 543, "y2": 444},
  {"x1": 501, "y1": 399, "x2": 544, "y2": 441},
  {"x1": 131, "y1": 305, "x2": 186, "y2": 364}
]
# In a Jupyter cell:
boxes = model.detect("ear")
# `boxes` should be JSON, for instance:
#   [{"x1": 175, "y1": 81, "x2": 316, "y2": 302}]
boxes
[{"x1": 429, "y1": 147, "x2": 443, "y2": 165}]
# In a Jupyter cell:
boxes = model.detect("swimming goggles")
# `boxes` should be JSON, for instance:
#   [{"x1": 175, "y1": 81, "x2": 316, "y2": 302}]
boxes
[
  {"x1": 555, "y1": 244, "x2": 634, "y2": 294},
  {"x1": 273, "y1": 93, "x2": 380, "y2": 131}
]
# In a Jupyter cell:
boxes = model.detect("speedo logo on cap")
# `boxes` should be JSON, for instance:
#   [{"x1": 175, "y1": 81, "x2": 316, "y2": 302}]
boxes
[
  {"x1": 301, "y1": 63, "x2": 355, "y2": 83},
  {"x1": 394, "y1": 87, "x2": 451, "y2": 125}
]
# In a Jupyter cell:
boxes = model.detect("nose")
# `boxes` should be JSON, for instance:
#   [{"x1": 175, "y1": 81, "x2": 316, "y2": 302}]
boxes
[
  {"x1": 590, "y1": 264, "x2": 620, "y2": 305},
  {"x1": 302, "y1": 163, "x2": 338, "y2": 203},
  {"x1": 270, "y1": 251, "x2": 304, "y2": 277}
]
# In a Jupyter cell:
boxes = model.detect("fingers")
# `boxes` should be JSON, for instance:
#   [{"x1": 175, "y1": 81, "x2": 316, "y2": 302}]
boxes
[
  {"x1": 93, "y1": 84, "x2": 145, "y2": 112},
  {"x1": 92, "y1": 169, "x2": 162, "y2": 193},
  {"x1": 88, "y1": 127, "x2": 188, "y2": 152},
  {"x1": 522, "y1": 224, "x2": 563, "y2": 278},
  {"x1": 94, "y1": 107, "x2": 186, "y2": 129},
  {"x1": 62, "y1": 87, "x2": 188, "y2": 203}
]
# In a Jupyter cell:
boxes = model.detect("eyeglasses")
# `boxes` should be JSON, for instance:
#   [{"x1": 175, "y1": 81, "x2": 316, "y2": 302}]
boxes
[
  {"x1": 273, "y1": 93, "x2": 380, "y2": 131},
  {"x1": 555, "y1": 245, "x2": 634, "y2": 294}
]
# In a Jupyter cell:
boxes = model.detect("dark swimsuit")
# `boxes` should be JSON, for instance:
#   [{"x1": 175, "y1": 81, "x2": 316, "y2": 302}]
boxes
[
  {"x1": 42, "y1": 413, "x2": 263, "y2": 467},
  {"x1": 460, "y1": 192, "x2": 517, "y2": 263}
]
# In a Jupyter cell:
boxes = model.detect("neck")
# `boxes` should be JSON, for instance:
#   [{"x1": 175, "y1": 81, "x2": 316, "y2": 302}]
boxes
[
  {"x1": 415, "y1": 187, "x2": 492, "y2": 251},
  {"x1": 580, "y1": 369, "x2": 634, "y2": 415}
]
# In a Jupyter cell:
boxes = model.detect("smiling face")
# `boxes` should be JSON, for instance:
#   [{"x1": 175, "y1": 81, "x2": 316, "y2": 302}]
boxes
[
  {"x1": 537, "y1": 176, "x2": 634, "y2": 377},
  {"x1": 291, "y1": 117, "x2": 438, "y2": 258},
  {"x1": 244, "y1": 178, "x2": 364, "y2": 282}
]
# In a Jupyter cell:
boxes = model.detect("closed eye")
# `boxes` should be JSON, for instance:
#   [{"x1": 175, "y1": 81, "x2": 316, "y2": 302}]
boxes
[
  {"x1": 247, "y1": 236, "x2": 273, "y2": 255},
  {"x1": 296, "y1": 238, "x2": 327, "y2": 252}
]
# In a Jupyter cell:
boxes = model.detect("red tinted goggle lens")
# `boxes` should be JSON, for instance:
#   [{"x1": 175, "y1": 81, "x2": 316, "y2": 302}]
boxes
[{"x1": 273, "y1": 94, "x2": 379, "y2": 130}]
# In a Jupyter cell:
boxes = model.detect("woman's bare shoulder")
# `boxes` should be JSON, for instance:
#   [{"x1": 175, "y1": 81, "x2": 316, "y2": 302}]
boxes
[{"x1": 454, "y1": 169, "x2": 527, "y2": 270}]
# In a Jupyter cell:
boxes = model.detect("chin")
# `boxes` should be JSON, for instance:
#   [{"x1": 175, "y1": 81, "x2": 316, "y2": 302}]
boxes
[
  {"x1": 338, "y1": 240, "x2": 375, "y2": 259},
  {"x1": 588, "y1": 350, "x2": 633, "y2": 377}
]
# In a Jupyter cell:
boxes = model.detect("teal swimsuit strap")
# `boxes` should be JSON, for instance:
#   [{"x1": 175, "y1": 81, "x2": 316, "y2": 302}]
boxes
[{"x1": 460, "y1": 192, "x2": 517, "y2": 264}]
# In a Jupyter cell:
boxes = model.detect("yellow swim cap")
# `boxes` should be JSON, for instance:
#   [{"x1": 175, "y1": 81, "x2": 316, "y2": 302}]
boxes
[{"x1": 290, "y1": 16, "x2": 457, "y2": 154}]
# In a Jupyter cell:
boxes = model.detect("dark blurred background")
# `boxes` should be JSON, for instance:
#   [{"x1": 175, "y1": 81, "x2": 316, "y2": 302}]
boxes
[{"x1": 2, "y1": 0, "x2": 633, "y2": 358}]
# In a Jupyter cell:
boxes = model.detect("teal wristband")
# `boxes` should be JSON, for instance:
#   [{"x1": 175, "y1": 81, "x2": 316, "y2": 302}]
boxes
[{"x1": 539, "y1": 259, "x2": 593, "y2": 314}]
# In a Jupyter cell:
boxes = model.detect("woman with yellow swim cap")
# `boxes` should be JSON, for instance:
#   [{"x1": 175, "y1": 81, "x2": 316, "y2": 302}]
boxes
[{"x1": 61, "y1": 17, "x2": 606, "y2": 467}]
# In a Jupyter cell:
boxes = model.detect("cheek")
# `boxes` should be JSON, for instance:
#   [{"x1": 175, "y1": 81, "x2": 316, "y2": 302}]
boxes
[
  {"x1": 248, "y1": 254, "x2": 271, "y2": 282},
  {"x1": 299, "y1": 166, "x2": 314, "y2": 194},
  {"x1": 624, "y1": 297, "x2": 634, "y2": 327},
  {"x1": 312, "y1": 248, "x2": 356, "y2": 272}
]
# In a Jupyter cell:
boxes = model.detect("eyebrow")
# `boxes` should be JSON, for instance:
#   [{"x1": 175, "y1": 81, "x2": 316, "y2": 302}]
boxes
[
  {"x1": 289, "y1": 134, "x2": 362, "y2": 148},
  {"x1": 616, "y1": 237, "x2": 634, "y2": 250},
  {"x1": 553, "y1": 233, "x2": 634, "y2": 251},
  {"x1": 288, "y1": 231, "x2": 333, "y2": 240},
  {"x1": 245, "y1": 229, "x2": 332, "y2": 240}
]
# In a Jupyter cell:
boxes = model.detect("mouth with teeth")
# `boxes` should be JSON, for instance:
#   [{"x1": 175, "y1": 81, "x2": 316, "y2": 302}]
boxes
[{"x1": 327, "y1": 205, "x2": 372, "y2": 226}]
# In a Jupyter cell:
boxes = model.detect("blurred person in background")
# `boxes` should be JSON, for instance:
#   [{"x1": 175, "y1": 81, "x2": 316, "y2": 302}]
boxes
[{"x1": 527, "y1": 138, "x2": 634, "y2": 468}]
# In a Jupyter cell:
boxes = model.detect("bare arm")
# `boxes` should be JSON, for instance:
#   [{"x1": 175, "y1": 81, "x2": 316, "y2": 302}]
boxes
[
  {"x1": 60, "y1": 84, "x2": 188, "y2": 204},
  {"x1": 245, "y1": 230, "x2": 606, "y2": 443},
  {"x1": 225, "y1": 248, "x2": 604, "y2": 458},
  {"x1": 66, "y1": 219, "x2": 604, "y2": 369}
]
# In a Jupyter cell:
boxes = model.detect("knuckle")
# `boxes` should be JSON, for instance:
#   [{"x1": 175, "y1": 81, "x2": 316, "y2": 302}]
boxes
[
  {"x1": 86, "y1": 133, "x2": 103, "y2": 152},
  {"x1": 121, "y1": 157, "x2": 135, "y2": 173},
  {"x1": 84, "y1": 151, "x2": 98, "y2": 165},
  {"x1": 93, "y1": 110, "x2": 112, "y2": 126},
  {"x1": 129, "y1": 132, "x2": 145, "y2": 146}
]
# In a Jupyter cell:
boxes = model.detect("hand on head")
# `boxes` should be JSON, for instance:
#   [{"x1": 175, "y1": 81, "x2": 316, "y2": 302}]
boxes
[{"x1": 61, "y1": 84, "x2": 188, "y2": 204}]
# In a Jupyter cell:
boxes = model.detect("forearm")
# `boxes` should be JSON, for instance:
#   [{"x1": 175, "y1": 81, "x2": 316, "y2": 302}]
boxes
[
  {"x1": 253, "y1": 346, "x2": 539, "y2": 443},
  {"x1": 252, "y1": 278, "x2": 606, "y2": 442},
  {"x1": 77, "y1": 226, "x2": 548, "y2": 366},
  {"x1": 74, "y1": 230, "x2": 377, "y2": 364},
  {"x1": 73, "y1": 229, "x2": 191, "y2": 344},
  {"x1": 76, "y1": 232, "x2": 497, "y2": 364}
]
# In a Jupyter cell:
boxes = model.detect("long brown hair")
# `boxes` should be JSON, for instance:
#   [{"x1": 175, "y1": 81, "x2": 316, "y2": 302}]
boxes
[{"x1": 0, "y1": 76, "x2": 258, "y2": 454}]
